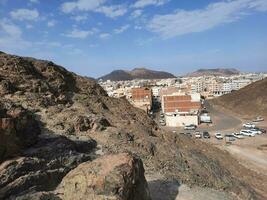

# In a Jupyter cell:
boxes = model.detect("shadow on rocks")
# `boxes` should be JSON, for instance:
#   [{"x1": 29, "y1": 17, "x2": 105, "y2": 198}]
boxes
[{"x1": 148, "y1": 179, "x2": 180, "y2": 200}]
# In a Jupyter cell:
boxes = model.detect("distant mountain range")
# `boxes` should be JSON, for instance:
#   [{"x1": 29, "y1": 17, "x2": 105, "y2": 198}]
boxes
[
  {"x1": 186, "y1": 68, "x2": 240, "y2": 77},
  {"x1": 98, "y1": 68, "x2": 176, "y2": 81}
]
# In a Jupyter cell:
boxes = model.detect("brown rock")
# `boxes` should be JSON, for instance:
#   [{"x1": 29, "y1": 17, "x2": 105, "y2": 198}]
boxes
[
  {"x1": 57, "y1": 153, "x2": 151, "y2": 200},
  {"x1": 0, "y1": 102, "x2": 40, "y2": 162}
]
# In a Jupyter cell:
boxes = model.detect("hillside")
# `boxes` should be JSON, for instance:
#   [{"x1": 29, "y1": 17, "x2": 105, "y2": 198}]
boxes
[
  {"x1": 187, "y1": 68, "x2": 240, "y2": 77},
  {"x1": 99, "y1": 67, "x2": 176, "y2": 81},
  {"x1": 0, "y1": 51, "x2": 266, "y2": 199},
  {"x1": 211, "y1": 78, "x2": 267, "y2": 118}
]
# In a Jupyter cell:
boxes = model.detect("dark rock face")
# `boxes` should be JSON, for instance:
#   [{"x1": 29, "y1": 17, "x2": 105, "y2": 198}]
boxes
[
  {"x1": 0, "y1": 101, "x2": 40, "y2": 162},
  {"x1": 74, "y1": 115, "x2": 111, "y2": 132},
  {"x1": 0, "y1": 135, "x2": 97, "y2": 199},
  {"x1": 57, "y1": 153, "x2": 151, "y2": 200},
  {"x1": 0, "y1": 80, "x2": 15, "y2": 95}
]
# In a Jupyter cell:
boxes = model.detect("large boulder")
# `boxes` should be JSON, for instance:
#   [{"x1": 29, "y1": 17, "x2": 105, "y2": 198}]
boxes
[{"x1": 57, "y1": 153, "x2": 151, "y2": 200}]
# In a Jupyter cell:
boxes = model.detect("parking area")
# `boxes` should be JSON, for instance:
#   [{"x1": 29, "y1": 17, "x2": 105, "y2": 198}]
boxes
[{"x1": 161, "y1": 102, "x2": 267, "y2": 176}]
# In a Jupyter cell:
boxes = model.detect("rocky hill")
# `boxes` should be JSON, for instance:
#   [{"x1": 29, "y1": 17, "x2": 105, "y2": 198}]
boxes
[
  {"x1": 187, "y1": 68, "x2": 240, "y2": 77},
  {"x1": 211, "y1": 78, "x2": 267, "y2": 118},
  {"x1": 99, "y1": 67, "x2": 176, "y2": 81},
  {"x1": 0, "y1": 51, "x2": 266, "y2": 200}
]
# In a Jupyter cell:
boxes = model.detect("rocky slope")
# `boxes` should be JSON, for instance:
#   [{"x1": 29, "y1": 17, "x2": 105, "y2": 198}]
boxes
[
  {"x1": 0, "y1": 51, "x2": 266, "y2": 200},
  {"x1": 98, "y1": 67, "x2": 176, "y2": 81},
  {"x1": 187, "y1": 68, "x2": 240, "y2": 77},
  {"x1": 211, "y1": 78, "x2": 267, "y2": 118}
]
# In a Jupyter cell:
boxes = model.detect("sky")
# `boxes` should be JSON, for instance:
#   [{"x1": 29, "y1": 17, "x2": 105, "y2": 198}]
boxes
[{"x1": 0, "y1": 0, "x2": 267, "y2": 78}]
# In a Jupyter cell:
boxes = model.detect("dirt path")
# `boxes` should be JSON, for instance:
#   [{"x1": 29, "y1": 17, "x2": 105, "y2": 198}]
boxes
[{"x1": 225, "y1": 145, "x2": 267, "y2": 175}]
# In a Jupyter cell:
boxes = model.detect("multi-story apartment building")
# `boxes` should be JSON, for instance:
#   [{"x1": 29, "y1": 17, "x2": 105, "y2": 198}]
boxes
[
  {"x1": 130, "y1": 87, "x2": 152, "y2": 112},
  {"x1": 162, "y1": 93, "x2": 201, "y2": 127}
]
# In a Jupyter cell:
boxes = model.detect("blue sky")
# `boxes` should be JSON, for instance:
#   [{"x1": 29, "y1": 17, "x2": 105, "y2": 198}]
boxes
[{"x1": 0, "y1": 0, "x2": 267, "y2": 77}]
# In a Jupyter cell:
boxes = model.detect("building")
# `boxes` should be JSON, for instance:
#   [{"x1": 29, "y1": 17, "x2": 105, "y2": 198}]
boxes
[
  {"x1": 130, "y1": 87, "x2": 152, "y2": 112},
  {"x1": 162, "y1": 93, "x2": 201, "y2": 127},
  {"x1": 160, "y1": 87, "x2": 180, "y2": 101}
]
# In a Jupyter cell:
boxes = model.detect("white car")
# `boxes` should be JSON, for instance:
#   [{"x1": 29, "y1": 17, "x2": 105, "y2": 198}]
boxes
[
  {"x1": 195, "y1": 131, "x2": 202, "y2": 138},
  {"x1": 249, "y1": 128, "x2": 262, "y2": 134},
  {"x1": 248, "y1": 129, "x2": 260, "y2": 135},
  {"x1": 243, "y1": 123, "x2": 256, "y2": 128},
  {"x1": 240, "y1": 130, "x2": 256, "y2": 137},
  {"x1": 215, "y1": 133, "x2": 223, "y2": 140},
  {"x1": 184, "y1": 125, "x2": 197, "y2": 130},
  {"x1": 160, "y1": 122, "x2": 166, "y2": 126},
  {"x1": 252, "y1": 116, "x2": 264, "y2": 122},
  {"x1": 233, "y1": 132, "x2": 244, "y2": 139}
]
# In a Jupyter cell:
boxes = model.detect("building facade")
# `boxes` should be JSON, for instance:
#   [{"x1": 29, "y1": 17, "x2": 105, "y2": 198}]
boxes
[
  {"x1": 130, "y1": 87, "x2": 152, "y2": 112},
  {"x1": 162, "y1": 93, "x2": 201, "y2": 127}
]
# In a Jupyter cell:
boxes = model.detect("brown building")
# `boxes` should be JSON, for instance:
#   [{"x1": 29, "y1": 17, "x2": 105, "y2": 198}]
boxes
[
  {"x1": 163, "y1": 95, "x2": 201, "y2": 113},
  {"x1": 159, "y1": 87, "x2": 180, "y2": 101},
  {"x1": 131, "y1": 88, "x2": 152, "y2": 112},
  {"x1": 162, "y1": 93, "x2": 201, "y2": 127}
]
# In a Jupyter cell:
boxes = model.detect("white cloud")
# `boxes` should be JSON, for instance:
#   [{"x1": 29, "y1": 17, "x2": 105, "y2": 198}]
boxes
[
  {"x1": 0, "y1": 20, "x2": 31, "y2": 50},
  {"x1": 114, "y1": 25, "x2": 130, "y2": 34},
  {"x1": 10, "y1": 9, "x2": 39, "y2": 21},
  {"x1": 0, "y1": 20, "x2": 22, "y2": 37},
  {"x1": 248, "y1": 0, "x2": 267, "y2": 11},
  {"x1": 131, "y1": 9, "x2": 143, "y2": 18},
  {"x1": 133, "y1": 0, "x2": 169, "y2": 8},
  {"x1": 26, "y1": 24, "x2": 33, "y2": 29},
  {"x1": 63, "y1": 29, "x2": 94, "y2": 39},
  {"x1": 61, "y1": 0, "x2": 105, "y2": 13},
  {"x1": 96, "y1": 5, "x2": 127, "y2": 18},
  {"x1": 71, "y1": 14, "x2": 88, "y2": 22},
  {"x1": 47, "y1": 20, "x2": 56, "y2": 27},
  {"x1": 29, "y1": 0, "x2": 39, "y2": 3},
  {"x1": 147, "y1": 0, "x2": 267, "y2": 39},
  {"x1": 99, "y1": 33, "x2": 110, "y2": 39},
  {"x1": 61, "y1": 0, "x2": 127, "y2": 18}
]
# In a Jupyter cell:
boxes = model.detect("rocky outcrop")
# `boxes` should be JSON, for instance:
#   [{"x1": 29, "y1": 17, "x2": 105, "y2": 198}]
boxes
[
  {"x1": 57, "y1": 153, "x2": 151, "y2": 200},
  {"x1": 0, "y1": 135, "x2": 97, "y2": 199},
  {"x1": 0, "y1": 101, "x2": 40, "y2": 162}
]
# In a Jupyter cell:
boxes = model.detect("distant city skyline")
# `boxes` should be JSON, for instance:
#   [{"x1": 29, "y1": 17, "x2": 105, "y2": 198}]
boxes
[{"x1": 0, "y1": 0, "x2": 267, "y2": 78}]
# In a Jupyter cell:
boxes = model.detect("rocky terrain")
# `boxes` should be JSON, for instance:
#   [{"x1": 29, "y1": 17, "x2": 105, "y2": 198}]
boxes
[
  {"x1": 98, "y1": 67, "x2": 176, "y2": 81},
  {"x1": 211, "y1": 78, "x2": 267, "y2": 118},
  {"x1": 0, "y1": 51, "x2": 266, "y2": 200},
  {"x1": 186, "y1": 68, "x2": 240, "y2": 77}
]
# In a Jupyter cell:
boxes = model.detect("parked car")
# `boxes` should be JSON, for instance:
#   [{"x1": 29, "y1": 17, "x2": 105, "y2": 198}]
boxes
[
  {"x1": 185, "y1": 132, "x2": 192, "y2": 137},
  {"x1": 243, "y1": 123, "x2": 256, "y2": 128},
  {"x1": 249, "y1": 128, "x2": 262, "y2": 135},
  {"x1": 195, "y1": 131, "x2": 202, "y2": 139},
  {"x1": 233, "y1": 132, "x2": 244, "y2": 139},
  {"x1": 184, "y1": 124, "x2": 197, "y2": 130},
  {"x1": 160, "y1": 122, "x2": 166, "y2": 126},
  {"x1": 225, "y1": 134, "x2": 235, "y2": 141},
  {"x1": 215, "y1": 133, "x2": 223, "y2": 140},
  {"x1": 203, "y1": 131, "x2": 210, "y2": 139},
  {"x1": 252, "y1": 116, "x2": 264, "y2": 122},
  {"x1": 240, "y1": 130, "x2": 256, "y2": 137},
  {"x1": 259, "y1": 128, "x2": 266, "y2": 134}
]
